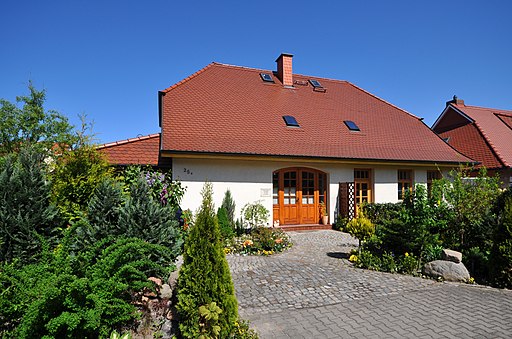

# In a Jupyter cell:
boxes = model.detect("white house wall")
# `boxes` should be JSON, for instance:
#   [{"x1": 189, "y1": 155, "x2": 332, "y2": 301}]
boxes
[{"x1": 172, "y1": 157, "x2": 443, "y2": 223}]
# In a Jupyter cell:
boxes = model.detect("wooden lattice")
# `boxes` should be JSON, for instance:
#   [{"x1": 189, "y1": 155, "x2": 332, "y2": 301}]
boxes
[{"x1": 338, "y1": 182, "x2": 355, "y2": 220}]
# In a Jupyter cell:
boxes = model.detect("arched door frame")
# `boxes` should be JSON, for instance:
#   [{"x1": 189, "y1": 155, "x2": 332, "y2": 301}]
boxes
[{"x1": 272, "y1": 167, "x2": 328, "y2": 225}]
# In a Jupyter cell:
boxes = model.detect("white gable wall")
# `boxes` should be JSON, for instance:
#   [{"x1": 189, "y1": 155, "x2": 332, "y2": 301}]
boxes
[{"x1": 172, "y1": 157, "x2": 441, "y2": 223}]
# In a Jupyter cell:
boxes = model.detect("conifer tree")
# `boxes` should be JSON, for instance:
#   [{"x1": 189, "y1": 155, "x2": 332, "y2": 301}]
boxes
[
  {"x1": 0, "y1": 145, "x2": 58, "y2": 263},
  {"x1": 217, "y1": 207, "x2": 234, "y2": 240},
  {"x1": 176, "y1": 182, "x2": 238, "y2": 338},
  {"x1": 221, "y1": 189, "x2": 236, "y2": 225},
  {"x1": 117, "y1": 176, "x2": 183, "y2": 258}
]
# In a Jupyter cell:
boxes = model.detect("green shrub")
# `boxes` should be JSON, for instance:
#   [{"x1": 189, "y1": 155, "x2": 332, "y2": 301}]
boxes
[
  {"x1": 241, "y1": 201, "x2": 269, "y2": 229},
  {"x1": 217, "y1": 207, "x2": 234, "y2": 240},
  {"x1": 364, "y1": 202, "x2": 402, "y2": 227},
  {"x1": 333, "y1": 215, "x2": 348, "y2": 231},
  {"x1": 490, "y1": 190, "x2": 512, "y2": 288},
  {"x1": 176, "y1": 183, "x2": 238, "y2": 338},
  {"x1": 381, "y1": 252, "x2": 397, "y2": 273},
  {"x1": 120, "y1": 166, "x2": 185, "y2": 211},
  {"x1": 117, "y1": 175, "x2": 184, "y2": 258},
  {"x1": 231, "y1": 319, "x2": 259, "y2": 339},
  {"x1": 464, "y1": 246, "x2": 490, "y2": 284},
  {"x1": 51, "y1": 145, "x2": 113, "y2": 222},
  {"x1": 345, "y1": 214, "x2": 375, "y2": 251},
  {"x1": 0, "y1": 146, "x2": 59, "y2": 264},
  {"x1": 423, "y1": 243, "x2": 443, "y2": 263},
  {"x1": 398, "y1": 253, "x2": 419, "y2": 275},
  {"x1": 221, "y1": 189, "x2": 236, "y2": 226},
  {"x1": 431, "y1": 167, "x2": 500, "y2": 251},
  {"x1": 355, "y1": 250, "x2": 381, "y2": 270},
  {"x1": 375, "y1": 186, "x2": 441, "y2": 265},
  {"x1": 0, "y1": 238, "x2": 174, "y2": 338}
]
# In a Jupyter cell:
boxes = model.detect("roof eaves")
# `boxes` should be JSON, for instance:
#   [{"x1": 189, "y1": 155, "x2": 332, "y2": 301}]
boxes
[
  {"x1": 97, "y1": 133, "x2": 160, "y2": 149},
  {"x1": 161, "y1": 149, "x2": 474, "y2": 166}
]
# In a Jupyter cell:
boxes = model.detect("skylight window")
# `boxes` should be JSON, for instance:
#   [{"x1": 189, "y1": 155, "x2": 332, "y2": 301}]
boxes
[
  {"x1": 283, "y1": 115, "x2": 300, "y2": 127},
  {"x1": 309, "y1": 79, "x2": 322, "y2": 88},
  {"x1": 344, "y1": 120, "x2": 360, "y2": 131},
  {"x1": 260, "y1": 73, "x2": 274, "y2": 82}
]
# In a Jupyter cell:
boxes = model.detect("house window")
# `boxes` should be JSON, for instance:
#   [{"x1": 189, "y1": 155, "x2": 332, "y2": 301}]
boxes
[
  {"x1": 398, "y1": 170, "x2": 413, "y2": 200},
  {"x1": 283, "y1": 115, "x2": 300, "y2": 127},
  {"x1": 427, "y1": 170, "x2": 442, "y2": 195},
  {"x1": 354, "y1": 169, "x2": 372, "y2": 211},
  {"x1": 344, "y1": 120, "x2": 360, "y2": 132},
  {"x1": 272, "y1": 172, "x2": 279, "y2": 205}
]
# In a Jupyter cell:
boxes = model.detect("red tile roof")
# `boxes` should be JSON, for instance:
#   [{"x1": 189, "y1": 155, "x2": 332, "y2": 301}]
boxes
[
  {"x1": 433, "y1": 103, "x2": 512, "y2": 169},
  {"x1": 160, "y1": 62, "x2": 471, "y2": 164},
  {"x1": 98, "y1": 133, "x2": 161, "y2": 166}
]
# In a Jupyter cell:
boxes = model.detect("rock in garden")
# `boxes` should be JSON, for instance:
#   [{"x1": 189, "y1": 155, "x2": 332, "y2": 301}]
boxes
[
  {"x1": 160, "y1": 284, "x2": 173, "y2": 299},
  {"x1": 167, "y1": 270, "x2": 179, "y2": 290},
  {"x1": 423, "y1": 260, "x2": 470, "y2": 282},
  {"x1": 148, "y1": 276, "x2": 163, "y2": 286},
  {"x1": 442, "y1": 249, "x2": 462, "y2": 263}
]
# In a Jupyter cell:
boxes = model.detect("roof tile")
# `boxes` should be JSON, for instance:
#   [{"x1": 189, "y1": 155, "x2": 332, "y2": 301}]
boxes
[
  {"x1": 160, "y1": 63, "x2": 471, "y2": 164},
  {"x1": 97, "y1": 133, "x2": 161, "y2": 166}
]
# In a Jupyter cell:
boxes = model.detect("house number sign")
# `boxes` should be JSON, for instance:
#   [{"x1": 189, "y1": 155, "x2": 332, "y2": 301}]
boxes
[{"x1": 183, "y1": 168, "x2": 193, "y2": 175}]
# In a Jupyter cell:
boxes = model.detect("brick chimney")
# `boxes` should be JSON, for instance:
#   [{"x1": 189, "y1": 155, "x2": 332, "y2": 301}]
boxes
[
  {"x1": 276, "y1": 53, "x2": 293, "y2": 87},
  {"x1": 446, "y1": 95, "x2": 465, "y2": 107}
]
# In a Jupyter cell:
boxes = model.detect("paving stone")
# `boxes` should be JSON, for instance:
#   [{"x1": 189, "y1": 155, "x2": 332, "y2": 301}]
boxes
[{"x1": 228, "y1": 230, "x2": 512, "y2": 338}]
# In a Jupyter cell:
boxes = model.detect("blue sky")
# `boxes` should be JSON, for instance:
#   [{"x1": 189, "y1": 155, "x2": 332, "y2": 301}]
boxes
[{"x1": 1, "y1": 0, "x2": 511, "y2": 144}]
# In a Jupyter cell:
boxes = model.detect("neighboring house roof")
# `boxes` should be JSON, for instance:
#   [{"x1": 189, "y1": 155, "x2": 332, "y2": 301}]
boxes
[
  {"x1": 159, "y1": 55, "x2": 471, "y2": 164},
  {"x1": 432, "y1": 97, "x2": 512, "y2": 169},
  {"x1": 98, "y1": 133, "x2": 164, "y2": 166}
]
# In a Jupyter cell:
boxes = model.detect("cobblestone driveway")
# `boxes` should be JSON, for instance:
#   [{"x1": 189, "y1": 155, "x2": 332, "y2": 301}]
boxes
[{"x1": 227, "y1": 230, "x2": 512, "y2": 338}]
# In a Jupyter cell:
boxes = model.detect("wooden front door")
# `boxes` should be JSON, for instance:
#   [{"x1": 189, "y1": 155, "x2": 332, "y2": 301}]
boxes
[
  {"x1": 300, "y1": 171, "x2": 316, "y2": 223},
  {"x1": 282, "y1": 170, "x2": 298, "y2": 224},
  {"x1": 273, "y1": 168, "x2": 327, "y2": 225}
]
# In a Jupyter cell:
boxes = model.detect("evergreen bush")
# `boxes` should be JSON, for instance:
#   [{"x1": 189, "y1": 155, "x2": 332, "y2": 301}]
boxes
[
  {"x1": 0, "y1": 238, "x2": 174, "y2": 338},
  {"x1": 221, "y1": 189, "x2": 236, "y2": 226},
  {"x1": 217, "y1": 207, "x2": 234, "y2": 240},
  {"x1": 176, "y1": 183, "x2": 238, "y2": 338},
  {"x1": 0, "y1": 146, "x2": 59, "y2": 263},
  {"x1": 117, "y1": 175, "x2": 183, "y2": 258}
]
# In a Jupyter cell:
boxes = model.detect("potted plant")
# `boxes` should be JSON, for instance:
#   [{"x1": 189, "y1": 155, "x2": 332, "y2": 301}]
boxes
[{"x1": 319, "y1": 202, "x2": 328, "y2": 225}]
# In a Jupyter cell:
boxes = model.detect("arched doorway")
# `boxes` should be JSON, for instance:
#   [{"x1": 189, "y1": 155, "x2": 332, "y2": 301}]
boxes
[{"x1": 272, "y1": 168, "x2": 327, "y2": 225}]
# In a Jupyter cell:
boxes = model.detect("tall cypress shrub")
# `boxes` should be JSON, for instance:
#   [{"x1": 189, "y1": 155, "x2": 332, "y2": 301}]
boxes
[
  {"x1": 176, "y1": 183, "x2": 238, "y2": 338},
  {"x1": 221, "y1": 189, "x2": 236, "y2": 225}
]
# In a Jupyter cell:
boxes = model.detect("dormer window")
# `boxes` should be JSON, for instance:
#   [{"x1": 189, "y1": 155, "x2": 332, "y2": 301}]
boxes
[
  {"x1": 260, "y1": 73, "x2": 274, "y2": 83},
  {"x1": 283, "y1": 115, "x2": 300, "y2": 127},
  {"x1": 344, "y1": 120, "x2": 360, "y2": 131}
]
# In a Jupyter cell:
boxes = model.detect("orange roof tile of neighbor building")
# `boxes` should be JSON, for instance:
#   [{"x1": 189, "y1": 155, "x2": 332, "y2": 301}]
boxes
[
  {"x1": 97, "y1": 133, "x2": 163, "y2": 166},
  {"x1": 159, "y1": 54, "x2": 472, "y2": 165},
  {"x1": 432, "y1": 97, "x2": 512, "y2": 169}
]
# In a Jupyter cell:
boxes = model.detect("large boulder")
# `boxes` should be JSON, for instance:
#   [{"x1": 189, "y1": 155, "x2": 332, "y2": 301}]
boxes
[
  {"x1": 423, "y1": 260, "x2": 470, "y2": 282},
  {"x1": 442, "y1": 249, "x2": 462, "y2": 263}
]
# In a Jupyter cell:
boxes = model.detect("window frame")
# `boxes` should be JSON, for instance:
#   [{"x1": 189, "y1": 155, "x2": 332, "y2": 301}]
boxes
[{"x1": 397, "y1": 169, "x2": 413, "y2": 200}]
